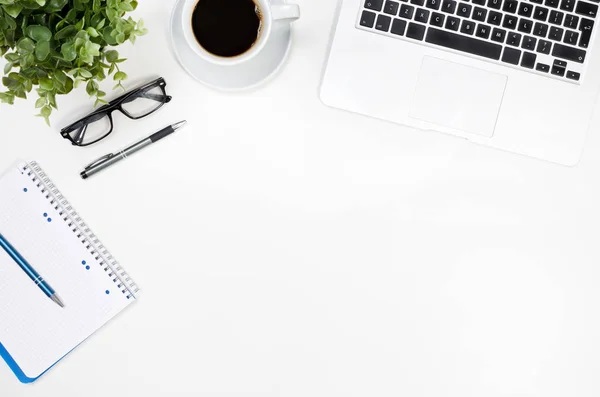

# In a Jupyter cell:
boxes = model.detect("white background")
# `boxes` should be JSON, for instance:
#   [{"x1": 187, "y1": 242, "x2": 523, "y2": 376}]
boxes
[{"x1": 1, "y1": 0, "x2": 600, "y2": 395}]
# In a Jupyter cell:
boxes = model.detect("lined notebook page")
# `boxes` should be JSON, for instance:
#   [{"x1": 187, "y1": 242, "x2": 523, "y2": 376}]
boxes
[{"x1": 0, "y1": 162, "x2": 136, "y2": 379}]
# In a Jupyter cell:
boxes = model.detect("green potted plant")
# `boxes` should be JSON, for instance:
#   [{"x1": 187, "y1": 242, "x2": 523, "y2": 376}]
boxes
[{"x1": 0, "y1": 0, "x2": 147, "y2": 125}]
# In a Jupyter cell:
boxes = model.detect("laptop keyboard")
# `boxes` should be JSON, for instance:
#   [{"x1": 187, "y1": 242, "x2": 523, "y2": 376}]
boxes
[{"x1": 357, "y1": 0, "x2": 597, "y2": 82}]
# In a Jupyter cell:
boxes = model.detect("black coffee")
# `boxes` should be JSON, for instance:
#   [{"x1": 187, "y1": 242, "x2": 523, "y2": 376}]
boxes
[{"x1": 191, "y1": 0, "x2": 262, "y2": 58}]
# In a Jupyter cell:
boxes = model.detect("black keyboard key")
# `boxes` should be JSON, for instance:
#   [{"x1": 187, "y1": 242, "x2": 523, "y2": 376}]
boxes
[
  {"x1": 560, "y1": 0, "x2": 575, "y2": 11},
  {"x1": 554, "y1": 59, "x2": 567, "y2": 66},
  {"x1": 385, "y1": 0, "x2": 401, "y2": 14},
  {"x1": 536, "y1": 38, "x2": 552, "y2": 52},
  {"x1": 549, "y1": 26, "x2": 564, "y2": 40},
  {"x1": 415, "y1": 7, "x2": 431, "y2": 21},
  {"x1": 457, "y1": 2, "x2": 472, "y2": 16},
  {"x1": 566, "y1": 70, "x2": 580, "y2": 80},
  {"x1": 375, "y1": 14, "x2": 393, "y2": 30},
  {"x1": 472, "y1": 0, "x2": 486, "y2": 4},
  {"x1": 553, "y1": 42, "x2": 586, "y2": 62},
  {"x1": 519, "y1": 2, "x2": 534, "y2": 16},
  {"x1": 536, "y1": 62, "x2": 550, "y2": 71},
  {"x1": 442, "y1": 0, "x2": 457, "y2": 12},
  {"x1": 522, "y1": 35, "x2": 537, "y2": 48},
  {"x1": 431, "y1": 11, "x2": 446, "y2": 25},
  {"x1": 426, "y1": 0, "x2": 442, "y2": 9},
  {"x1": 426, "y1": 27, "x2": 503, "y2": 58},
  {"x1": 461, "y1": 19, "x2": 476, "y2": 33},
  {"x1": 503, "y1": 0, "x2": 519, "y2": 12},
  {"x1": 545, "y1": 0, "x2": 559, "y2": 6},
  {"x1": 549, "y1": 10, "x2": 564, "y2": 24},
  {"x1": 365, "y1": 0, "x2": 384, "y2": 10},
  {"x1": 411, "y1": 0, "x2": 425, "y2": 5},
  {"x1": 551, "y1": 65, "x2": 566, "y2": 75},
  {"x1": 530, "y1": 0, "x2": 543, "y2": 3},
  {"x1": 473, "y1": 7, "x2": 488, "y2": 20},
  {"x1": 519, "y1": 18, "x2": 534, "y2": 32},
  {"x1": 503, "y1": 14, "x2": 518, "y2": 28},
  {"x1": 579, "y1": 18, "x2": 594, "y2": 48},
  {"x1": 488, "y1": 10, "x2": 503, "y2": 24},
  {"x1": 564, "y1": 14, "x2": 579, "y2": 28},
  {"x1": 533, "y1": 22, "x2": 549, "y2": 36},
  {"x1": 400, "y1": 4, "x2": 415, "y2": 17},
  {"x1": 534, "y1": 6, "x2": 549, "y2": 20},
  {"x1": 488, "y1": 0, "x2": 502, "y2": 8},
  {"x1": 391, "y1": 17, "x2": 408, "y2": 34},
  {"x1": 476, "y1": 23, "x2": 492, "y2": 37},
  {"x1": 360, "y1": 10, "x2": 377, "y2": 27},
  {"x1": 491, "y1": 27, "x2": 507, "y2": 41},
  {"x1": 446, "y1": 15, "x2": 461, "y2": 29},
  {"x1": 507, "y1": 31, "x2": 522, "y2": 45},
  {"x1": 502, "y1": 47, "x2": 521, "y2": 63},
  {"x1": 576, "y1": 1, "x2": 597, "y2": 17},
  {"x1": 521, "y1": 51, "x2": 537, "y2": 67},
  {"x1": 407, "y1": 22, "x2": 427, "y2": 39},
  {"x1": 564, "y1": 29, "x2": 579, "y2": 44}
]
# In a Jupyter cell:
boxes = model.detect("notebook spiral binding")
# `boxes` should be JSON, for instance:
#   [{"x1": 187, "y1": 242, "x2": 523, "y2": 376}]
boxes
[{"x1": 21, "y1": 162, "x2": 139, "y2": 300}]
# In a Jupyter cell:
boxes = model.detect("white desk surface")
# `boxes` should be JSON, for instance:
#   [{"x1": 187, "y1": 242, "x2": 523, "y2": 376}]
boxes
[{"x1": 2, "y1": 0, "x2": 600, "y2": 395}]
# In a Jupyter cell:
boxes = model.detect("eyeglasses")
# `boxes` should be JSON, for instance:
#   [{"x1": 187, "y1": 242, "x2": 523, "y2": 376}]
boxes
[{"x1": 60, "y1": 77, "x2": 172, "y2": 147}]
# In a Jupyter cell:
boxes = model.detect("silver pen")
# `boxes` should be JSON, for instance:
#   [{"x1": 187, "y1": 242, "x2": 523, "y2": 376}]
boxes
[{"x1": 81, "y1": 121, "x2": 186, "y2": 179}]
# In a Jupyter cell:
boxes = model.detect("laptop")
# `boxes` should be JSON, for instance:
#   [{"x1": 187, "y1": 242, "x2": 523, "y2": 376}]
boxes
[{"x1": 320, "y1": 0, "x2": 600, "y2": 165}]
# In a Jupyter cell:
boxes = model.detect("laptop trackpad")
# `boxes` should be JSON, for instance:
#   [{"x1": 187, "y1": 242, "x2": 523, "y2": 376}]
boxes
[{"x1": 409, "y1": 56, "x2": 507, "y2": 138}]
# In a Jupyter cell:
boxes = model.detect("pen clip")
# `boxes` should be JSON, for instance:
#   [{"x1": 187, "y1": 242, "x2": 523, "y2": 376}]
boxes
[{"x1": 84, "y1": 153, "x2": 114, "y2": 170}]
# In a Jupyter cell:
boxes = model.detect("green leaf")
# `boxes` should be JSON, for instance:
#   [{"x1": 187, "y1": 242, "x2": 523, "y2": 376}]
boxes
[
  {"x1": 85, "y1": 40, "x2": 100, "y2": 56},
  {"x1": 117, "y1": 1, "x2": 134, "y2": 12},
  {"x1": 85, "y1": 79, "x2": 97, "y2": 96},
  {"x1": 17, "y1": 37, "x2": 35, "y2": 53},
  {"x1": 3, "y1": 5, "x2": 23, "y2": 18},
  {"x1": 38, "y1": 105, "x2": 52, "y2": 126},
  {"x1": 3, "y1": 62, "x2": 12, "y2": 74},
  {"x1": 54, "y1": 70, "x2": 67, "y2": 85},
  {"x1": 86, "y1": 27, "x2": 99, "y2": 37},
  {"x1": 35, "y1": 96, "x2": 46, "y2": 108},
  {"x1": 54, "y1": 25, "x2": 76, "y2": 40},
  {"x1": 104, "y1": 49, "x2": 118, "y2": 62},
  {"x1": 0, "y1": 92, "x2": 15, "y2": 105},
  {"x1": 34, "y1": 40, "x2": 50, "y2": 60},
  {"x1": 78, "y1": 68, "x2": 92, "y2": 78},
  {"x1": 45, "y1": 0, "x2": 69, "y2": 12},
  {"x1": 39, "y1": 77, "x2": 53, "y2": 90},
  {"x1": 60, "y1": 42, "x2": 76, "y2": 61},
  {"x1": 113, "y1": 71, "x2": 126, "y2": 81},
  {"x1": 26, "y1": 25, "x2": 52, "y2": 42}
]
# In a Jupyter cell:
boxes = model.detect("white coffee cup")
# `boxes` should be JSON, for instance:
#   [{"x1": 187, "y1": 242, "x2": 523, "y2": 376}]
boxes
[{"x1": 180, "y1": 0, "x2": 300, "y2": 66}]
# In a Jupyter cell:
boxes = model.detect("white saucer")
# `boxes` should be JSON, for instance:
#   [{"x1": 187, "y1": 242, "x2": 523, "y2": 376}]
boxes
[{"x1": 170, "y1": 0, "x2": 293, "y2": 91}]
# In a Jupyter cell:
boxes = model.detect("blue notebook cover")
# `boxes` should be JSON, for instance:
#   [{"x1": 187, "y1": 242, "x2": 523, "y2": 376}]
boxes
[{"x1": 0, "y1": 161, "x2": 138, "y2": 383}]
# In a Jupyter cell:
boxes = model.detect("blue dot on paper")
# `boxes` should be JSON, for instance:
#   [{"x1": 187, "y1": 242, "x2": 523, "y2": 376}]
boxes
[
  {"x1": 47, "y1": 218, "x2": 52, "y2": 222},
  {"x1": 82, "y1": 260, "x2": 86, "y2": 265},
  {"x1": 105, "y1": 290, "x2": 110, "y2": 295},
  {"x1": 86, "y1": 266, "x2": 90, "y2": 270},
  {"x1": 23, "y1": 188, "x2": 27, "y2": 192},
  {"x1": 43, "y1": 213, "x2": 48, "y2": 217}
]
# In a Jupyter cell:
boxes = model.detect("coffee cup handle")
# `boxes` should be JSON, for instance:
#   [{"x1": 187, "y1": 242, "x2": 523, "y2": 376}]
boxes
[{"x1": 271, "y1": 4, "x2": 300, "y2": 22}]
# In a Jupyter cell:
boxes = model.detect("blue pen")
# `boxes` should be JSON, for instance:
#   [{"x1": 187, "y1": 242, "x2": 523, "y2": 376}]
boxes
[{"x1": 0, "y1": 233, "x2": 64, "y2": 308}]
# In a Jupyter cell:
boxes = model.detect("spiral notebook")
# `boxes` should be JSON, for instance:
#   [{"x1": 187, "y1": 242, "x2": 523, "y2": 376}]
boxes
[{"x1": 0, "y1": 160, "x2": 139, "y2": 383}]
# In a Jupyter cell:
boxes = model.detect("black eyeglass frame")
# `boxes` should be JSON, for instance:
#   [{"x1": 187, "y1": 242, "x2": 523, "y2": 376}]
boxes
[{"x1": 60, "y1": 77, "x2": 172, "y2": 147}]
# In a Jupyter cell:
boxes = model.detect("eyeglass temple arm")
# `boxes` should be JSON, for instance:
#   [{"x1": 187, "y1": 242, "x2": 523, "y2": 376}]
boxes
[{"x1": 121, "y1": 92, "x2": 167, "y2": 105}]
